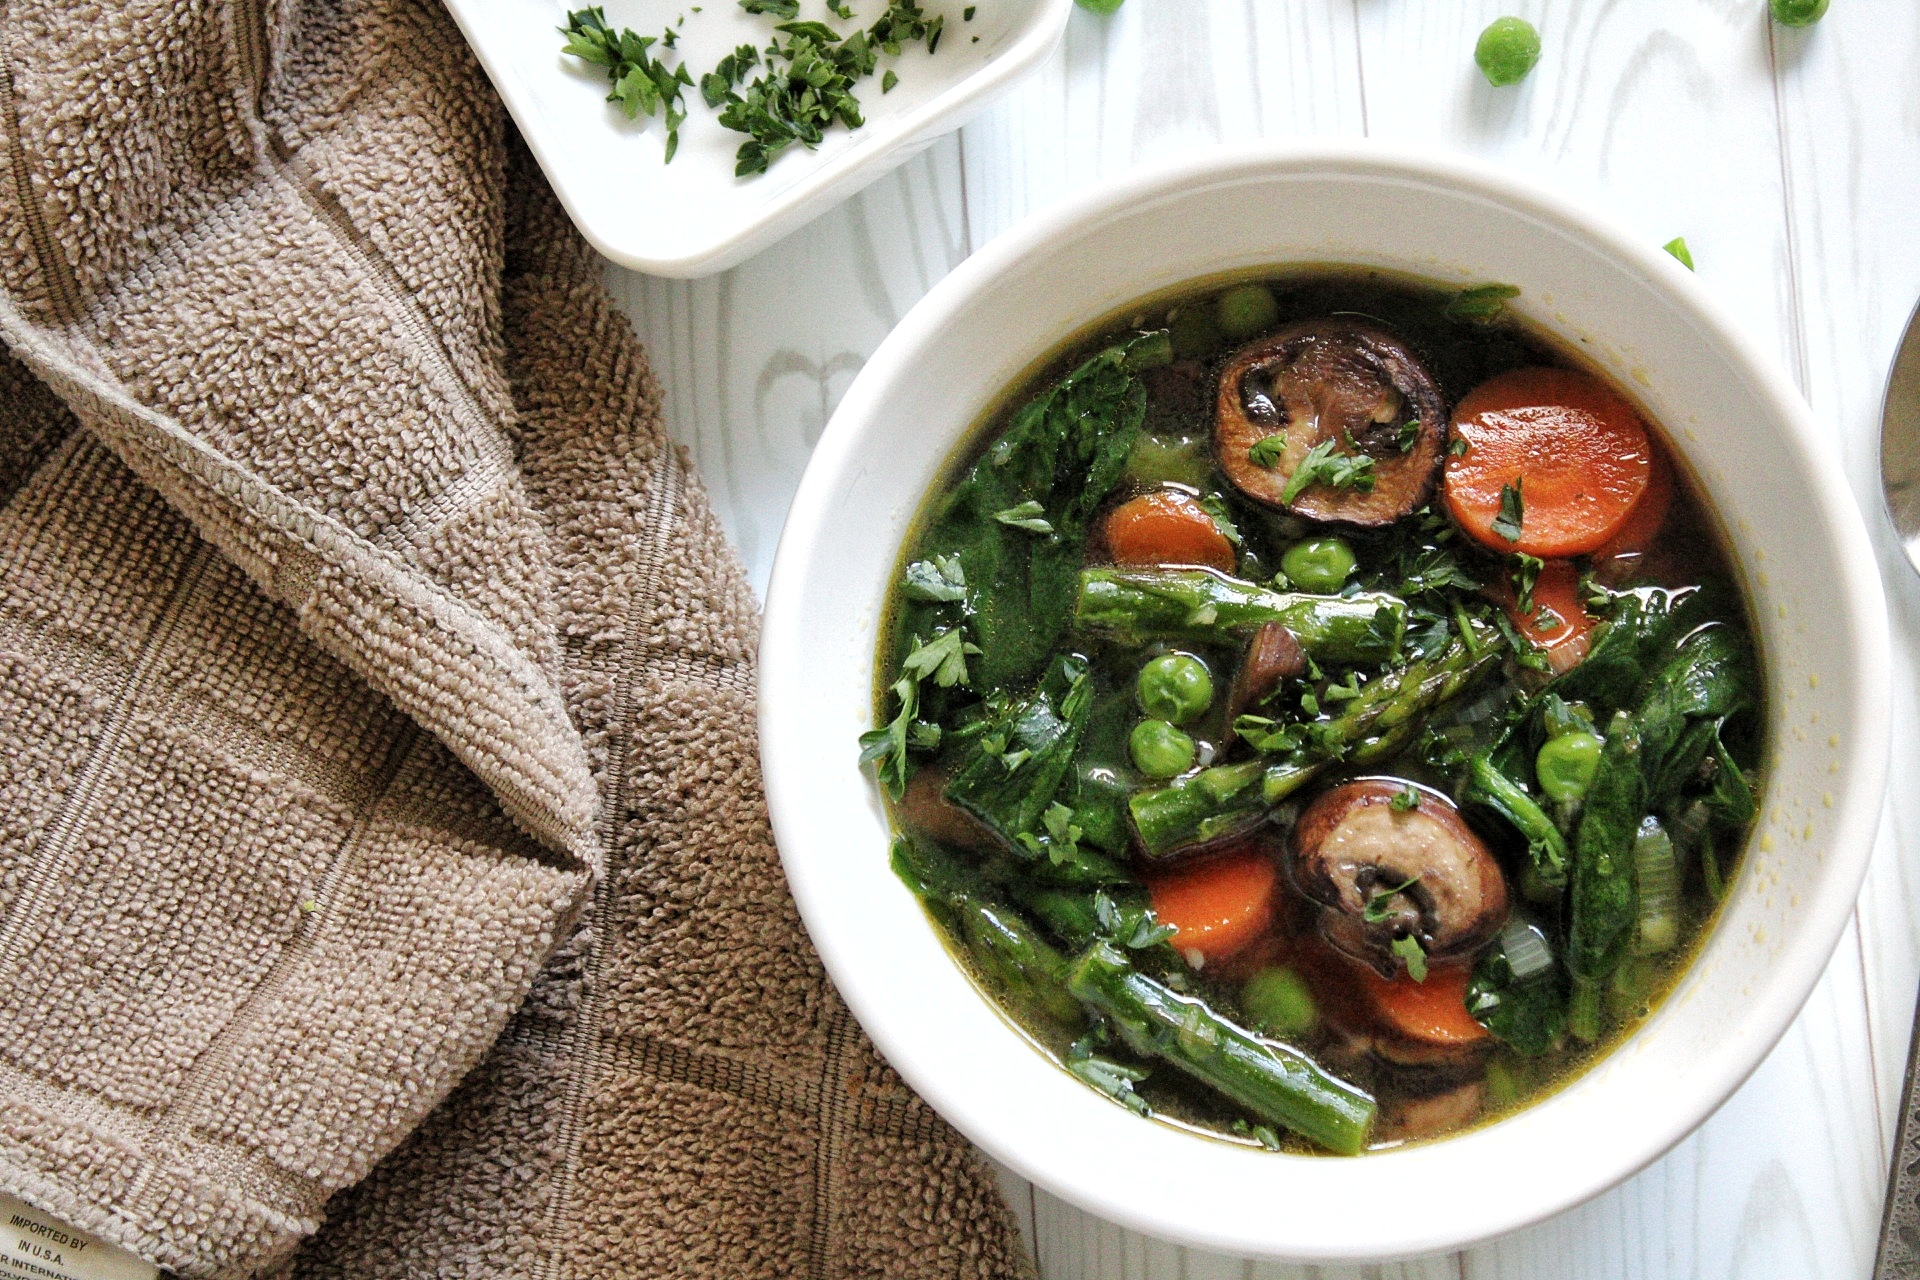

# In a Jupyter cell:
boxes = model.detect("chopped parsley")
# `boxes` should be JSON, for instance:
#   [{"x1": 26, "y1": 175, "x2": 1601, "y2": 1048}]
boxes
[
  {"x1": 1364, "y1": 874, "x2": 1420, "y2": 921},
  {"x1": 1510, "y1": 552, "x2": 1544, "y2": 614},
  {"x1": 900, "y1": 626, "x2": 979, "y2": 688},
  {"x1": 1396, "y1": 418, "x2": 1421, "y2": 452},
  {"x1": 1279, "y1": 439, "x2": 1376, "y2": 505},
  {"x1": 1392, "y1": 933, "x2": 1429, "y2": 982},
  {"x1": 572, "y1": 1, "x2": 951, "y2": 178},
  {"x1": 901, "y1": 554, "x2": 967, "y2": 602},
  {"x1": 1448, "y1": 435, "x2": 1471, "y2": 458},
  {"x1": 1664, "y1": 237, "x2": 1695, "y2": 270},
  {"x1": 1066, "y1": 1035, "x2": 1151, "y2": 1116},
  {"x1": 1446, "y1": 282, "x2": 1521, "y2": 324},
  {"x1": 1492, "y1": 479, "x2": 1524, "y2": 542},
  {"x1": 1248, "y1": 434, "x2": 1287, "y2": 469},
  {"x1": 559, "y1": 8, "x2": 694, "y2": 161},
  {"x1": 993, "y1": 500, "x2": 1054, "y2": 534},
  {"x1": 1389, "y1": 786, "x2": 1421, "y2": 813}
]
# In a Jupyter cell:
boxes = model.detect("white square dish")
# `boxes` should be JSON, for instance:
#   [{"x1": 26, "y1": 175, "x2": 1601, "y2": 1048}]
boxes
[{"x1": 445, "y1": 0, "x2": 1069, "y2": 276}]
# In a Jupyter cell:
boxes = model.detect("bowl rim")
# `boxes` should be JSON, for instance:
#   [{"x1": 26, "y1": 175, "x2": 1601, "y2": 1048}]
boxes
[{"x1": 759, "y1": 139, "x2": 1892, "y2": 1259}]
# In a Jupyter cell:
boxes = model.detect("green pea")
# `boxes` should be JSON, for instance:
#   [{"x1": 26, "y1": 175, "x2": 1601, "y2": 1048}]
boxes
[
  {"x1": 1136, "y1": 653, "x2": 1214, "y2": 724},
  {"x1": 1279, "y1": 536, "x2": 1357, "y2": 594},
  {"x1": 1130, "y1": 719, "x2": 1196, "y2": 778},
  {"x1": 1769, "y1": 0, "x2": 1827, "y2": 25},
  {"x1": 1535, "y1": 730, "x2": 1603, "y2": 804},
  {"x1": 1240, "y1": 966, "x2": 1318, "y2": 1037},
  {"x1": 1475, "y1": 16, "x2": 1541, "y2": 87},
  {"x1": 1215, "y1": 283, "x2": 1280, "y2": 342},
  {"x1": 1167, "y1": 304, "x2": 1224, "y2": 361}
]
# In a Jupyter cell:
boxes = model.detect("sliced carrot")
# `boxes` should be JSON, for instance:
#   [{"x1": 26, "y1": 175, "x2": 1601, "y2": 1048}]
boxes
[
  {"x1": 1488, "y1": 557, "x2": 1596, "y2": 675},
  {"x1": 1444, "y1": 367, "x2": 1653, "y2": 557},
  {"x1": 1356, "y1": 961, "x2": 1488, "y2": 1045},
  {"x1": 1103, "y1": 489, "x2": 1237, "y2": 573},
  {"x1": 1146, "y1": 847, "x2": 1277, "y2": 964},
  {"x1": 1593, "y1": 444, "x2": 1674, "y2": 564}
]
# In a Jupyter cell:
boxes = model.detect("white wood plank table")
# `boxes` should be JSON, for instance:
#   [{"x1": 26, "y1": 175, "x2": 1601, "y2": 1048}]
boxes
[{"x1": 601, "y1": 3, "x2": 1920, "y2": 1274}]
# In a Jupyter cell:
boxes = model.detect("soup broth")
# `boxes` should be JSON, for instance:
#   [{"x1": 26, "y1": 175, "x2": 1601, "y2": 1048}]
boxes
[{"x1": 865, "y1": 269, "x2": 1760, "y2": 1153}]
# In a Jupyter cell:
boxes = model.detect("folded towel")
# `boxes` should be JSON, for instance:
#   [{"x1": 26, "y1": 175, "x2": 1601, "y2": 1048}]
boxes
[{"x1": 0, "y1": 0, "x2": 1028, "y2": 1276}]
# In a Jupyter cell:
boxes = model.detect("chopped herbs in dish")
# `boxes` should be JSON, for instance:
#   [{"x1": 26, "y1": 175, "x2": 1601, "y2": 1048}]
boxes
[
  {"x1": 562, "y1": 1, "x2": 950, "y2": 176},
  {"x1": 864, "y1": 269, "x2": 1761, "y2": 1153}
]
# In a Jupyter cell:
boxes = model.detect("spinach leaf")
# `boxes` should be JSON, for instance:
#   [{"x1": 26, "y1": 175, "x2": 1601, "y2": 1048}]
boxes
[
  {"x1": 943, "y1": 655, "x2": 1094, "y2": 849},
  {"x1": 1468, "y1": 924, "x2": 1568, "y2": 1055},
  {"x1": 917, "y1": 332, "x2": 1171, "y2": 692}
]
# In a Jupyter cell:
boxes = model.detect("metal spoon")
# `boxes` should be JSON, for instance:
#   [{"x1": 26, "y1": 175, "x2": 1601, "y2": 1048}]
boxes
[
  {"x1": 1871, "y1": 298, "x2": 1920, "y2": 1279},
  {"x1": 1880, "y1": 298, "x2": 1920, "y2": 575}
]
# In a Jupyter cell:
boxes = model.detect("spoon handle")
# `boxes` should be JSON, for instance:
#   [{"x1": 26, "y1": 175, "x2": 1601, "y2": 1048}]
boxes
[{"x1": 1875, "y1": 989, "x2": 1920, "y2": 1276}]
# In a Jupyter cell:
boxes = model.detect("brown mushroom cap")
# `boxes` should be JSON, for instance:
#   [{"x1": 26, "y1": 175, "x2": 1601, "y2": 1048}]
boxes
[
  {"x1": 1214, "y1": 318, "x2": 1448, "y2": 525},
  {"x1": 1287, "y1": 778, "x2": 1508, "y2": 977},
  {"x1": 1226, "y1": 621, "x2": 1307, "y2": 725}
]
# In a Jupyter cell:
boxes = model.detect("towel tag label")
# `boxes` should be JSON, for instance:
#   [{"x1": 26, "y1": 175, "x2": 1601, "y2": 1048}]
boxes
[{"x1": 0, "y1": 1195, "x2": 155, "y2": 1280}]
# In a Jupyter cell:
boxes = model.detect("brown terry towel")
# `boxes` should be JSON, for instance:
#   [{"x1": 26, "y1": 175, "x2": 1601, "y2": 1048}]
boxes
[{"x1": 0, "y1": 0, "x2": 1029, "y2": 1277}]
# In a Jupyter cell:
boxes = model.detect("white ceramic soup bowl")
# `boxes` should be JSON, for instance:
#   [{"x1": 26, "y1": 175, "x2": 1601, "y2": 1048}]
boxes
[{"x1": 758, "y1": 144, "x2": 1890, "y2": 1261}]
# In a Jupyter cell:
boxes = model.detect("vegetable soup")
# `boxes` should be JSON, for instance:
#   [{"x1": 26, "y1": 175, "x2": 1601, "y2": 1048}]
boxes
[{"x1": 863, "y1": 270, "x2": 1760, "y2": 1153}]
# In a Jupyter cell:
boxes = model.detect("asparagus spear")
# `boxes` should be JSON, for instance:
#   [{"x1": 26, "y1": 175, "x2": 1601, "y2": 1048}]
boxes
[
  {"x1": 1566, "y1": 712, "x2": 1646, "y2": 1042},
  {"x1": 1068, "y1": 941, "x2": 1377, "y2": 1156},
  {"x1": 1075, "y1": 568, "x2": 1407, "y2": 663},
  {"x1": 893, "y1": 838, "x2": 1376, "y2": 1153},
  {"x1": 1128, "y1": 616, "x2": 1505, "y2": 858}
]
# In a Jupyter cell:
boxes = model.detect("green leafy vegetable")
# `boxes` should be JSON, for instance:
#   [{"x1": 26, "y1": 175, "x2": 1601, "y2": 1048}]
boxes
[
  {"x1": 1492, "y1": 481, "x2": 1524, "y2": 542},
  {"x1": 1468, "y1": 924, "x2": 1568, "y2": 1054},
  {"x1": 739, "y1": 0, "x2": 798, "y2": 15},
  {"x1": 1511, "y1": 552, "x2": 1544, "y2": 614},
  {"x1": 1248, "y1": 434, "x2": 1287, "y2": 468},
  {"x1": 1280, "y1": 439, "x2": 1377, "y2": 505},
  {"x1": 1447, "y1": 282, "x2": 1522, "y2": 324},
  {"x1": 943, "y1": 656, "x2": 1094, "y2": 851},
  {"x1": 901, "y1": 555, "x2": 967, "y2": 602},
  {"x1": 993, "y1": 500, "x2": 1055, "y2": 535},
  {"x1": 1391, "y1": 934, "x2": 1429, "y2": 982},
  {"x1": 913, "y1": 333, "x2": 1168, "y2": 692},
  {"x1": 559, "y1": 8, "x2": 694, "y2": 161}
]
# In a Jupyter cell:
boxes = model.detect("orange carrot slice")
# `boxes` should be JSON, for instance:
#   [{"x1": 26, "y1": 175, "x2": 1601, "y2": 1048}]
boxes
[
  {"x1": 1489, "y1": 557, "x2": 1596, "y2": 675},
  {"x1": 1357, "y1": 961, "x2": 1489, "y2": 1045},
  {"x1": 1444, "y1": 367, "x2": 1653, "y2": 557},
  {"x1": 1103, "y1": 489, "x2": 1237, "y2": 573},
  {"x1": 1146, "y1": 847, "x2": 1278, "y2": 964}
]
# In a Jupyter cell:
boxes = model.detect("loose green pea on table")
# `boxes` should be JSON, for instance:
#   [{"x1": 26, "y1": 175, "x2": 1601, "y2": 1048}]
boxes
[{"x1": 1475, "y1": 16, "x2": 1541, "y2": 87}]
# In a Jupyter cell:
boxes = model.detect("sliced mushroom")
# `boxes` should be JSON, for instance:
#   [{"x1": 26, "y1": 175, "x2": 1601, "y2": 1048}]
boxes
[
  {"x1": 1226, "y1": 621, "x2": 1306, "y2": 724},
  {"x1": 1376, "y1": 1080, "x2": 1488, "y2": 1144},
  {"x1": 1214, "y1": 318, "x2": 1448, "y2": 525},
  {"x1": 1287, "y1": 778, "x2": 1508, "y2": 978},
  {"x1": 900, "y1": 765, "x2": 997, "y2": 855}
]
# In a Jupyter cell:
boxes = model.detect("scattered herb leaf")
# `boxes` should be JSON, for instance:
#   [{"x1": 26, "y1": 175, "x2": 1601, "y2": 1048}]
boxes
[
  {"x1": 1364, "y1": 874, "x2": 1421, "y2": 922},
  {"x1": 1396, "y1": 418, "x2": 1421, "y2": 452},
  {"x1": 1511, "y1": 552, "x2": 1544, "y2": 615},
  {"x1": 1664, "y1": 237, "x2": 1695, "y2": 270},
  {"x1": 1389, "y1": 787, "x2": 1421, "y2": 813},
  {"x1": 1447, "y1": 282, "x2": 1521, "y2": 324},
  {"x1": 560, "y1": 8, "x2": 694, "y2": 161},
  {"x1": 1280, "y1": 439, "x2": 1377, "y2": 505},
  {"x1": 1492, "y1": 480, "x2": 1524, "y2": 543},
  {"x1": 994, "y1": 499, "x2": 1055, "y2": 535},
  {"x1": 901, "y1": 554, "x2": 968, "y2": 602},
  {"x1": 1248, "y1": 434, "x2": 1287, "y2": 469},
  {"x1": 1392, "y1": 933, "x2": 1429, "y2": 982}
]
